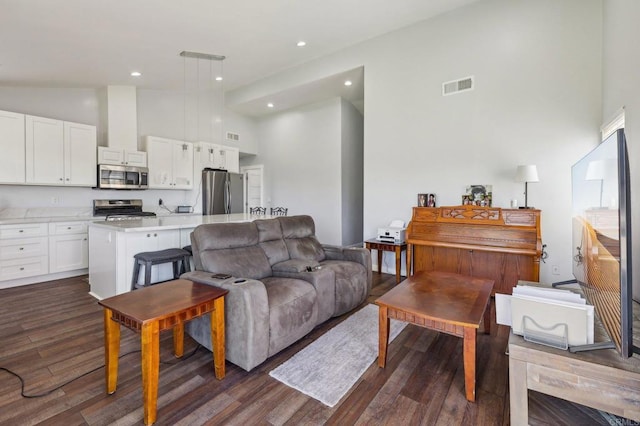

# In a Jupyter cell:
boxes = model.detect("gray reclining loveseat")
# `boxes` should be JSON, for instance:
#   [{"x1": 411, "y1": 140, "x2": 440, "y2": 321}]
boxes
[{"x1": 181, "y1": 215, "x2": 372, "y2": 371}]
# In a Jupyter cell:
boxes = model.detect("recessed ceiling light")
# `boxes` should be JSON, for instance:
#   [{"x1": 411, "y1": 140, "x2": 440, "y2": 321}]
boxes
[
  {"x1": 296, "y1": 41, "x2": 306, "y2": 47},
  {"x1": 344, "y1": 80, "x2": 352, "y2": 86},
  {"x1": 130, "y1": 71, "x2": 142, "y2": 77},
  {"x1": 267, "y1": 103, "x2": 274, "y2": 108},
  {"x1": 215, "y1": 76, "x2": 223, "y2": 81}
]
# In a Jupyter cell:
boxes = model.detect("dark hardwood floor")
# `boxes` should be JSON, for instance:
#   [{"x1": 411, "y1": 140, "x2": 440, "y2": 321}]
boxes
[{"x1": 0, "y1": 274, "x2": 610, "y2": 425}]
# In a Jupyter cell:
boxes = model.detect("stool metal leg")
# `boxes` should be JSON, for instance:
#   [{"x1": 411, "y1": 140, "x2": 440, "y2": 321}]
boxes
[
  {"x1": 132, "y1": 261, "x2": 141, "y2": 290},
  {"x1": 144, "y1": 260, "x2": 153, "y2": 287}
]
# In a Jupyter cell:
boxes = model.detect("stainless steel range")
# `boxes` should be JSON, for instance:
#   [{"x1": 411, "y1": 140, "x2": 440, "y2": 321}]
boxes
[{"x1": 93, "y1": 199, "x2": 157, "y2": 221}]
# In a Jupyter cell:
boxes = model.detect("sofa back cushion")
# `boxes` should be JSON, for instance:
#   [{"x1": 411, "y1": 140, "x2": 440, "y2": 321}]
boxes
[
  {"x1": 278, "y1": 215, "x2": 326, "y2": 262},
  {"x1": 255, "y1": 218, "x2": 289, "y2": 266},
  {"x1": 192, "y1": 222, "x2": 273, "y2": 280}
]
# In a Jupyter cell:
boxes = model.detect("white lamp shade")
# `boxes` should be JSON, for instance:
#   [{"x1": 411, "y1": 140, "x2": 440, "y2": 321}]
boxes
[
  {"x1": 516, "y1": 165, "x2": 539, "y2": 183},
  {"x1": 585, "y1": 160, "x2": 606, "y2": 180}
]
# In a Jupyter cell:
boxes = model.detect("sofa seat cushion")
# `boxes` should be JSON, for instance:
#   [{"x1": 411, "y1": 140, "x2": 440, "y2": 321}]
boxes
[
  {"x1": 262, "y1": 276, "x2": 318, "y2": 356},
  {"x1": 319, "y1": 260, "x2": 369, "y2": 316}
]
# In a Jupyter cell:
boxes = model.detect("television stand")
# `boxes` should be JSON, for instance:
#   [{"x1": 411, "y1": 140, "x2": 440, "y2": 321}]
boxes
[{"x1": 509, "y1": 331, "x2": 640, "y2": 424}]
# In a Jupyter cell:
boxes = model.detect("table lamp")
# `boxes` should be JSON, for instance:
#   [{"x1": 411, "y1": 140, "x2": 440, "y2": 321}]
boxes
[{"x1": 516, "y1": 165, "x2": 539, "y2": 209}]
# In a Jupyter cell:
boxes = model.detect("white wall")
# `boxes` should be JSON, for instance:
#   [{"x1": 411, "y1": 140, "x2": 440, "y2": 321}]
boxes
[
  {"x1": 229, "y1": 0, "x2": 603, "y2": 282},
  {"x1": 340, "y1": 98, "x2": 364, "y2": 246},
  {"x1": 602, "y1": 0, "x2": 640, "y2": 296},
  {"x1": 242, "y1": 98, "x2": 343, "y2": 244},
  {"x1": 136, "y1": 89, "x2": 259, "y2": 155}
]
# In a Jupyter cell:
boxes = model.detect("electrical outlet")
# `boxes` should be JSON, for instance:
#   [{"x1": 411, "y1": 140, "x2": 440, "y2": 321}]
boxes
[
  {"x1": 552, "y1": 265, "x2": 560, "y2": 275},
  {"x1": 158, "y1": 198, "x2": 163, "y2": 206}
]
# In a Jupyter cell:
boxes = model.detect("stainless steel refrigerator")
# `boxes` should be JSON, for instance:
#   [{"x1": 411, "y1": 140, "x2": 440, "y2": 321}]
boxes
[{"x1": 202, "y1": 168, "x2": 244, "y2": 215}]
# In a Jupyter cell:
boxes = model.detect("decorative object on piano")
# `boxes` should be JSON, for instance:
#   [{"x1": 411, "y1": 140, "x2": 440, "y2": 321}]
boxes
[
  {"x1": 515, "y1": 165, "x2": 539, "y2": 209},
  {"x1": 464, "y1": 184, "x2": 492, "y2": 207},
  {"x1": 418, "y1": 193, "x2": 436, "y2": 207}
]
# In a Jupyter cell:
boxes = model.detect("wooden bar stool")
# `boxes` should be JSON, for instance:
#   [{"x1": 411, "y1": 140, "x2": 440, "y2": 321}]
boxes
[{"x1": 131, "y1": 248, "x2": 191, "y2": 290}]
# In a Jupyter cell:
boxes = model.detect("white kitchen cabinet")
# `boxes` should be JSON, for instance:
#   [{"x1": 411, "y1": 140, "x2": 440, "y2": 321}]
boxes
[
  {"x1": 48, "y1": 221, "x2": 89, "y2": 273},
  {"x1": 223, "y1": 146, "x2": 240, "y2": 173},
  {"x1": 64, "y1": 122, "x2": 97, "y2": 186},
  {"x1": 25, "y1": 115, "x2": 64, "y2": 184},
  {"x1": 197, "y1": 142, "x2": 240, "y2": 173},
  {"x1": 144, "y1": 136, "x2": 193, "y2": 189},
  {"x1": 98, "y1": 146, "x2": 147, "y2": 167},
  {"x1": 25, "y1": 115, "x2": 97, "y2": 186},
  {"x1": 0, "y1": 110, "x2": 26, "y2": 184},
  {"x1": 0, "y1": 223, "x2": 48, "y2": 281}
]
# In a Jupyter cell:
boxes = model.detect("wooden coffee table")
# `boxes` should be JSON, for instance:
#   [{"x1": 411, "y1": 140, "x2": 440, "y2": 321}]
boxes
[
  {"x1": 376, "y1": 271, "x2": 494, "y2": 402},
  {"x1": 98, "y1": 279, "x2": 228, "y2": 425}
]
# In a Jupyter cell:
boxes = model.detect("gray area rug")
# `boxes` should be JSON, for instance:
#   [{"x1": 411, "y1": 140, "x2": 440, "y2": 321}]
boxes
[{"x1": 269, "y1": 303, "x2": 408, "y2": 407}]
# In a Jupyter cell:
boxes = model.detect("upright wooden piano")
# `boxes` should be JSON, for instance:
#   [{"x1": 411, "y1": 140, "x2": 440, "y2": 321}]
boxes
[{"x1": 407, "y1": 206, "x2": 542, "y2": 294}]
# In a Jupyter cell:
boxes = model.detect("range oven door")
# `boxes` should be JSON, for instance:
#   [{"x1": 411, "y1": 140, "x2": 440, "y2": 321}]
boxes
[{"x1": 97, "y1": 164, "x2": 148, "y2": 189}]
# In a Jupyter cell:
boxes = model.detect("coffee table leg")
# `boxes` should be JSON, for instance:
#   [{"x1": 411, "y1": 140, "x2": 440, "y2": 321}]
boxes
[
  {"x1": 211, "y1": 296, "x2": 226, "y2": 380},
  {"x1": 378, "y1": 306, "x2": 390, "y2": 368},
  {"x1": 173, "y1": 323, "x2": 184, "y2": 358},
  {"x1": 141, "y1": 321, "x2": 160, "y2": 425},
  {"x1": 463, "y1": 327, "x2": 477, "y2": 402},
  {"x1": 103, "y1": 308, "x2": 120, "y2": 394}
]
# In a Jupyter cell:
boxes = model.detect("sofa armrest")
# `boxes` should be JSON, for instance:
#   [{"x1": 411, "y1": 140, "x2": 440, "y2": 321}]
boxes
[
  {"x1": 323, "y1": 245, "x2": 371, "y2": 269},
  {"x1": 180, "y1": 271, "x2": 270, "y2": 372},
  {"x1": 322, "y1": 244, "x2": 373, "y2": 293}
]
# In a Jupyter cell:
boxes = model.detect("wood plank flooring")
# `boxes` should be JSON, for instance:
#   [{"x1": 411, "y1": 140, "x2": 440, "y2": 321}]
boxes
[{"x1": 0, "y1": 274, "x2": 612, "y2": 425}]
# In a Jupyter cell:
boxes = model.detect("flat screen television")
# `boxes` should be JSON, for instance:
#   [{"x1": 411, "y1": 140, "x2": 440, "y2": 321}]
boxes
[{"x1": 570, "y1": 128, "x2": 637, "y2": 357}]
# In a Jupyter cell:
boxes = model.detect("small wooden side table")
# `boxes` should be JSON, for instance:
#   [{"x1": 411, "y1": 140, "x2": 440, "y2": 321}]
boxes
[
  {"x1": 365, "y1": 239, "x2": 407, "y2": 284},
  {"x1": 98, "y1": 279, "x2": 228, "y2": 425}
]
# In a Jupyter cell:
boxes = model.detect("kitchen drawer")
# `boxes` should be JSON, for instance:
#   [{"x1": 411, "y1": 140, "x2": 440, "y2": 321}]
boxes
[
  {"x1": 0, "y1": 256, "x2": 48, "y2": 280},
  {"x1": 49, "y1": 221, "x2": 88, "y2": 235},
  {"x1": 0, "y1": 237, "x2": 48, "y2": 260},
  {"x1": 0, "y1": 223, "x2": 48, "y2": 239}
]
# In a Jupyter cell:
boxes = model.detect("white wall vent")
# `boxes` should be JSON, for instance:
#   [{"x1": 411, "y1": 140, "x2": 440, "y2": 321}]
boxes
[
  {"x1": 442, "y1": 76, "x2": 474, "y2": 96},
  {"x1": 226, "y1": 131, "x2": 240, "y2": 141}
]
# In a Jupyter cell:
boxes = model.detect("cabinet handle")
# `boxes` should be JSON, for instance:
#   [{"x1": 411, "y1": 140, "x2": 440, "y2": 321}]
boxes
[
  {"x1": 20, "y1": 267, "x2": 24, "y2": 271},
  {"x1": 147, "y1": 233, "x2": 151, "y2": 237},
  {"x1": 153, "y1": 233, "x2": 157, "y2": 237},
  {"x1": 19, "y1": 229, "x2": 24, "y2": 233},
  {"x1": 67, "y1": 227, "x2": 72, "y2": 230},
  {"x1": 59, "y1": 178, "x2": 63, "y2": 181},
  {"x1": 19, "y1": 247, "x2": 24, "y2": 250},
  {"x1": 83, "y1": 238, "x2": 87, "y2": 241}
]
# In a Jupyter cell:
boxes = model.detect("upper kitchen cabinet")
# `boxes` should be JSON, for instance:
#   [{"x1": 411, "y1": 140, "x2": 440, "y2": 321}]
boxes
[
  {"x1": 98, "y1": 146, "x2": 147, "y2": 167},
  {"x1": 25, "y1": 115, "x2": 97, "y2": 186},
  {"x1": 144, "y1": 136, "x2": 193, "y2": 189},
  {"x1": 197, "y1": 142, "x2": 240, "y2": 173},
  {"x1": 0, "y1": 110, "x2": 26, "y2": 184}
]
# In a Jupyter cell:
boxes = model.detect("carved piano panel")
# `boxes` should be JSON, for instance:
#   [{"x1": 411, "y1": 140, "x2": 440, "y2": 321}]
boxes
[{"x1": 407, "y1": 206, "x2": 542, "y2": 294}]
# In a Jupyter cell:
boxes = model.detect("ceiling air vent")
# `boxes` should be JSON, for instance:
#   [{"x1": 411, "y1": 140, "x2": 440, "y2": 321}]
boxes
[
  {"x1": 226, "y1": 131, "x2": 240, "y2": 141},
  {"x1": 442, "y1": 76, "x2": 474, "y2": 96}
]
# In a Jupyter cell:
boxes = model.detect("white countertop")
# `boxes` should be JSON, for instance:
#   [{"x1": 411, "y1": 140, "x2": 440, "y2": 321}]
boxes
[{"x1": 89, "y1": 213, "x2": 274, "y2": 232}]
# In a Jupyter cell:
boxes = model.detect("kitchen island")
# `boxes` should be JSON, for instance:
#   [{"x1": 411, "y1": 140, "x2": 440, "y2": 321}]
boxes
[{"x1": 89, "y1": 213, "x2": 271, "y2": 299}]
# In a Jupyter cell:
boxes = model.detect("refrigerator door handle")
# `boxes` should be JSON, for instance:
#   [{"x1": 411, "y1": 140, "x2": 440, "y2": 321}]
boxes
[{"x1": 225, "y1": 179, "x2": 231, "y2": 213}]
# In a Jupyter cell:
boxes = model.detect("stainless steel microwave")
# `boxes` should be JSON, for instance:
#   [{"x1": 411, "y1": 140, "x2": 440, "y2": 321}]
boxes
[{"x1": 97, "y1": 164, "x2": 148, "y2": 190}]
